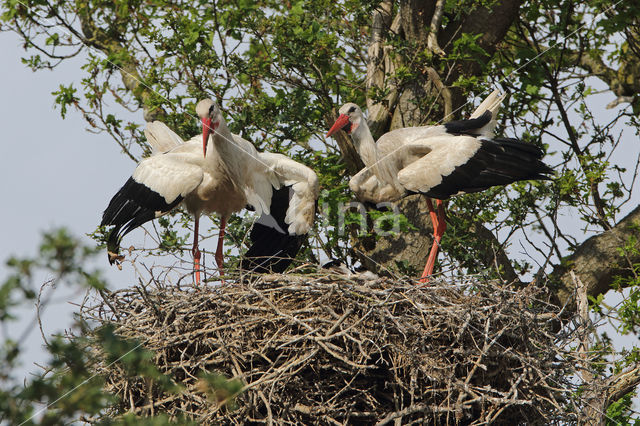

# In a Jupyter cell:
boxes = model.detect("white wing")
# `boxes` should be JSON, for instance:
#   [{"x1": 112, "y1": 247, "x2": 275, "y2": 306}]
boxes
[
  {"x1": 255, "y1": 152, "x2": 319, "y2": 235},
  {"x1": 375, "y1": 90, "x2": 504, "y2": 150},
  {"x1": 349, "y1": 143, "x2": 433, "y2": 203},
  {"x1": 225, "y1": 134, "x2": 277, "y2": 216},
  {"x1": 132, "y1": 151, "x2": 204, "y2": 204},
  {"x1": 145, "y1": 121, "x2": 185, "y2": 153},
  {"x1": 396, "y1": 136, "x2": 481, "y2": 193}
]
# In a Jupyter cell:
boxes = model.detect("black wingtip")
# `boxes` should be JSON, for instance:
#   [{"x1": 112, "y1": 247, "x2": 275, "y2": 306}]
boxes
[
  {"x1": 425, "y1": 137, "x2": 554, "y2": 199},
  {"x1": 100, "y1": 176, "x2": 182, "y2": 265},
  {"x1": 105, "y1": 232, "x2": 123, "y2": 265}
]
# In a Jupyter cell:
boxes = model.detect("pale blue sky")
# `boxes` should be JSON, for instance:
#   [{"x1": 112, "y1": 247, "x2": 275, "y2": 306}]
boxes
[
  {"x1": 0, "y1": 31, "x2": 134, "y2": 381},
  {"x1": 1, "y1": 29, "x2": 223, "y2": 384}
]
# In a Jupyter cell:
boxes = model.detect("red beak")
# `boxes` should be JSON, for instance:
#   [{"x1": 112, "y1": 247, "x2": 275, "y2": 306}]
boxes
[
  {"x1": 201, "y1": 118, "x2": 219, "y2": 157},
  {"x1": 326, "y1": 114, "x2": 350, "y2": 137}
]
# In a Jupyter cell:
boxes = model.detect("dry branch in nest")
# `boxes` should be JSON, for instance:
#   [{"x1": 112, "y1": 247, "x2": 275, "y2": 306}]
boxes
[{"x1": 82, "y1": 273, "x2": 580, "y2": 424}]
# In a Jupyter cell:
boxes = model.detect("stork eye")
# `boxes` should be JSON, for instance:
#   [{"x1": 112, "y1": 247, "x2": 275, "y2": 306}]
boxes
[{"x1": 347, "y1": 106, "x2": 356, "y2": 113}]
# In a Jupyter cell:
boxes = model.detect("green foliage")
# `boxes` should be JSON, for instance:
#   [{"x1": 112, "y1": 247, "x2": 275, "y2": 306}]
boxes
[
  {"x1": 450, "y1": 33, "x2": 489, "y2": 62},
  {"x1": 52, "y1": 84, "x2": 79, "y2": 119},
  {"x1": 367, "y1": 209, "x2": 416, "y2": 237},
  {"x1": 0, "y1": 230, "x2": 109, "y2": 423},
  {"x1": 197, "y1": 372, "x2": 243, "y2": 411},
  {"x1": 583, "y1": 230, "x2": 640, "y2": 422},
  {"x1": 8, "y1": 0, "x2": 625, "y2": 275},
  {"x1": 0, "y1": 230, "x2": 206, "y2": 424},
  {"x1": 13, "y1": 0, "x2": 379, "y2": 266},
  {"x1": 2, "y1": 229, "x2": 105, "y2": 319},
  {"x1": 2, "y1": 0, "x2": 637, "y2": 304},
  {"x1": 15, "y1": 332, "x2": 113, "y2": 424},
  {"x1": 611, "y1": 232, "x2": 640, "y2": 334},
  {"x1": 156, "y1": 215, "x2": 189, "y2": 254},
  {"x1": 0, "y1": 319, "x2": 195, "y2": 425},
  {"x1": 606, "y1": 391, "x2": 640, "y2": 426}
]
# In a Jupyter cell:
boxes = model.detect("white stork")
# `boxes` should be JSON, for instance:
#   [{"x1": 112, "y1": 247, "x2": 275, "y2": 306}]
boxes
[
  {"x1": 101, "y1": 99, "x2": 318, "y2": 283},
  {"x1": 326, "y1": 90, "x2": 553, "y2": 282}
]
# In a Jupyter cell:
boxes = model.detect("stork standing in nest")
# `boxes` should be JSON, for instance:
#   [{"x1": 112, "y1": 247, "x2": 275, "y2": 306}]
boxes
[
  {"x1": 326, "y1": 91, "x2": 553, "y2": 282},
  {"x1": 101, "y1": 99, "x2": 318, "y2": 283}
]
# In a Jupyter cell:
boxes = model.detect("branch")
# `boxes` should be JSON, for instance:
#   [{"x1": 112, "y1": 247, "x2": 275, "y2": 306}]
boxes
[
  {"x1": 472, "y1": 223, "x2": 520, "y2": 285},
  {"x1": 425, "y1": 67, "x2": 452, "y2": 120},
  {"x1": 547, "y1": 76, "x2": 611, "y2": 230},
  {"x1": 528, "y1": 44, "x2": 640, "y2": 108},
  {"x1": 441, "y1": 0, "x2": 523, "y2": 66},
  {"x1": 549, "y1": 204, "x2": 640, "y2": 309},
  {"x1": 366, "y1": 0, "x2": 392, "y2": 105},
  {"x1": 427, "y1": 0, "x2": 445, "y2": 56},
  {"x1": 606, "y1": 96, "x2": 635, "y2": 109},
  {"x1": 566, "y1": 50, "x2": 640, "y2": 101},
  {"x1": 438, "y1": 0, "x2": 523, "y2": 107},
  {"x1": 606, "y1": 364, "x2": 640, "y2": 406},
  {"x1": 366, "y1": 3, "x2": 401, "y2": 139},
  {"x1": 521, "y1": 20, "x2": 613, "y2": 231},
  {"x1": 579, "y1": 364, "x2": 640, "y2": 425},
  {"x1": 75, "y1": 0, "x2": 165, "y2": 121}
]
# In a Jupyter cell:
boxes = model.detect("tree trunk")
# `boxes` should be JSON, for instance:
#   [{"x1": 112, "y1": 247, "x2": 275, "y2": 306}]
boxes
[{"x1": 353, "y1": 195, "x2": 435, "y2": 274}]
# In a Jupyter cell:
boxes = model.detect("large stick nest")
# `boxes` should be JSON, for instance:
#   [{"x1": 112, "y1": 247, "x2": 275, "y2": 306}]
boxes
[{"x1": 82, "y1": 273, "x2": 579, "y2": 424}]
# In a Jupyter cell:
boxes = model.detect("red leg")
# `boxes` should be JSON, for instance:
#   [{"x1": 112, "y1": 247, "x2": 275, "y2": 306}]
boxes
[
  {"x1": 419, "y1": 199, "x2": 447, "y2": 283},
  {"x1": 426, "y1": 197, "x2": 439, "y2": 231},
  {"x1": 436, "y1": 199, "x2": 447, "y2": 235},
  {"x1": 192, "y1": 216, "x2": 201, "y2": 284},
  {"x1": 419, "y1": 198, "x2": 439, "y2": 283},
  {"x1": 215, "y1": 217, "x2": 226, "y2": 278}
]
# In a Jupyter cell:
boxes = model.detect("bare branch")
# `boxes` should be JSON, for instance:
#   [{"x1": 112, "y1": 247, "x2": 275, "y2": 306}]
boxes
[
  {"x1": 366, "y1": 4, "x2": 400, "y2": 139},
  {"x1": 75, "y1": 0, "x2": 165, "y2": 121},
  {"x1": 425, "y1": 67, "x2": 452, "y2": 120},
  {"x1": 427, "y1": 0, "x2": 445, "y2": 56},
  {"x1": 606, "y1": 96, "x2": 634, "y2": 109}
]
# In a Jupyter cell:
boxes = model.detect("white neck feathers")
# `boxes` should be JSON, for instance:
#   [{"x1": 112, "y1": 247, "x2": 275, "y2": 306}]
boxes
[{"x1": 350, "y1": 117, "x2": 378, "y2": 167}]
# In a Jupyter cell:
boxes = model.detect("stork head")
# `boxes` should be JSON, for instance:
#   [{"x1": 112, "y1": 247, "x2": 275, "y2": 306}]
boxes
[
  {"x1": 196, "y1": 98, "x2": 222, "y2": 157},
  {"x1": 326, "y1": 103, "x2": 362, "y2": 137}
]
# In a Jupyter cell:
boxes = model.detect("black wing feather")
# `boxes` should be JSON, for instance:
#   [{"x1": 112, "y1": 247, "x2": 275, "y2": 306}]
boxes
[
  {"x1": 425, "y1": 137, "x2": 553, "y2": 199},
  {"x1": 100, "y1": 177, "x2": 182, "y2": 263},
  {"x1": 240, "y1": 186, "x2": 305, "y2": 274}
]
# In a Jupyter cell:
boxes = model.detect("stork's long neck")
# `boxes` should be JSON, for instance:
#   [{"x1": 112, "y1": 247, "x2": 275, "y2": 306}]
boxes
[
  {"x1": 350, "y1": 116, "x2": 398, "y2": 188},
  {"x1": 208, "y1": 119, "x2": 245, "y2": 188},
  {"x1": 350, "y1": 117, "x2": 378, "y2": 167},
  {"x1": 209, "y1": 119, "x2": 234, "y2": 159}
]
